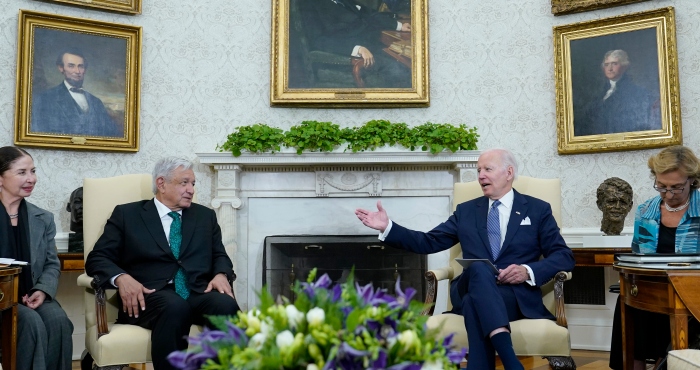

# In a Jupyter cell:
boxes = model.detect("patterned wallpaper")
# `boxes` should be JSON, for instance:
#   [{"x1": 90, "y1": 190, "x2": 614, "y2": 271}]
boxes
[{"x1": 0, "y1": 0, "x2": 695, "y2": 235}]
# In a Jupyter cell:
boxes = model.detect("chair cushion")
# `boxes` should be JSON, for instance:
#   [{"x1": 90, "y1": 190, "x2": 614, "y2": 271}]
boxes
[
  {"x1": 86, "y1": 323, "x2": 202, "y2": 366},
  {"x1": 426, "y1": 313, "x2": 571, "y2": 356},
  {"x1": 668, "y1": 350, "x2": 700, "y2": 370}
]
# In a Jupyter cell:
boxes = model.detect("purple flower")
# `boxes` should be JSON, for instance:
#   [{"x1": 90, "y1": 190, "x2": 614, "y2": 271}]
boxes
[
  {"x1": 355, "y1": 282, "x2": 396, "y2": 306},
  {"x1": 167, "y1": 346, "x2": 217, "y2": 370},
  {"x1": 302, "y1": 273, "x2": 333, "y2": 298},
  {"x1": 331, "y1": 284, "x2": 342, "y2": 302},
  {"x1": 390, "y1": 277, "x2": 417, "y2": 309},
  {"x1": 447, "y1": 347, "x2": 468, "y2": 364},
  {"x1": 386, "y1": 362, "x2": 422, "y2": 370},
  {"x1": 370, "y1": 350, "x2": 387, "y2": 369}
]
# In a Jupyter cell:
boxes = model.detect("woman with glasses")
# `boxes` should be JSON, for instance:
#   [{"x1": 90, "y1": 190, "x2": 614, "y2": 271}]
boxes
[{"x1": 610, "y1": 145, "x2": 700, "y2": 370}]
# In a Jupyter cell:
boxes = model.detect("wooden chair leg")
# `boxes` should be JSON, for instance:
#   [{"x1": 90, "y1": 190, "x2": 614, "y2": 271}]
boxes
[{"x1": 351, "y1": 58, "x2": 365, "y2": 88}]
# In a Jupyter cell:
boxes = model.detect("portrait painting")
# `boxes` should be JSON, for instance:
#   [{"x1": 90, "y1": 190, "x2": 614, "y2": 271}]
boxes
[
  {"x1": 551, "y1": 0, "x2": 650, "y2": 16},
  {"x1": 554, "y1": 7, "x2": 681, "y2": 154},
  {"x1": 34, "y1": 0, "x2": 141, "y2": 14},
  {"x1": 270, "y1": 0, "x2": 429, "y2": 107},
  {"x1": 14, "y1": 10, "x2": 142, "y2": 152}
]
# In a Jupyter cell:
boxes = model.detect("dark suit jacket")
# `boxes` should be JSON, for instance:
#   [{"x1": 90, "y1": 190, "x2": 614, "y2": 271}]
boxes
[
  {"x1": 575, "y1": 74, "x2": 661, "y2": 136},
  {"x1": 385, "y1": 190, "x2": 575, "y2": 319},
  {"x1": 27, "y1": 202, "x2": 61, "y2": 300},
  {"x1": 85, "y1": 200, "x2": 235, "y2": 293},
  {"x1": 301, "y1": 0, "x2": 399, "y2": 55},
  {"x1": 31, "y1": 83, "x2": 122, "y2": 138}
]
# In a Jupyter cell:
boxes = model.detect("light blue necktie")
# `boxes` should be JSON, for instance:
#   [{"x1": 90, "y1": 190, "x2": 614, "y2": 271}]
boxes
[
  {"x1": 168, "y1": 212, "x2": 189, "y2": 300},
  {"x1": 487, "y1": 200, "x2": 502, "y2": 260}
]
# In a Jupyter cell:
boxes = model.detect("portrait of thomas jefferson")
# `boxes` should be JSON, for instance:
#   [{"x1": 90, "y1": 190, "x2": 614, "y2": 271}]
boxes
[
  {"x1": 28, "y1": 28, "x2": 127, "y2": 138},
  {"x1": 574, "y1": 49, "x2": 661, "y2": 137}
]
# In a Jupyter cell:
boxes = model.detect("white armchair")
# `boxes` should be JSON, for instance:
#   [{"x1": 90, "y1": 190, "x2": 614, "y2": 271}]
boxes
[
  {"x1": 422, "y1": 177, "x2": 575, "y2": 370},
  {"x1": 77, "y1": 174, "x2": 202, "y2": 370}
]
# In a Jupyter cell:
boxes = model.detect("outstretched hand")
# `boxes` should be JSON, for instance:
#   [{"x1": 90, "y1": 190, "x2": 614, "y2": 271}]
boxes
[{"x1": 355, "y1": 200, "x2": 389, "y2": 232}]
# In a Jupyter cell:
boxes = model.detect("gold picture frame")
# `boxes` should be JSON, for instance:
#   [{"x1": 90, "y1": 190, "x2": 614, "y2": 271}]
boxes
[
  {"x1": 553, "y1": 7, "x2": 680, "y2": 155},
  {"x1": 551, "y1": 0, "x2": 650, "y2": 16},
  {"x1": 15, "y1": 10, "x2": 142, "y2": 152},
  {"x1": 270, "y1": 0, "x2": 429, "y2": 107},
  {"x1": 35, "y1": 0, "x2": 142, "y2": 15}
]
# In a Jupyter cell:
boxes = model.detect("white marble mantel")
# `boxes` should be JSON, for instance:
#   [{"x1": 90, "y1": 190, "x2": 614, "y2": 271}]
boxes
[{"x1": 196, "y1": 150, "x2": 481, "y2": 311}]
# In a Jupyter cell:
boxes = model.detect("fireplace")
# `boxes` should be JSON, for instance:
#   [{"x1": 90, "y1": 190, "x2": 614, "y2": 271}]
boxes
[
  {"x1": 263, "y1": 235, "x2": 427, "y2": 302},
  {"x1": 197, "y1": 150, "x2": 480, "y2": 312}
]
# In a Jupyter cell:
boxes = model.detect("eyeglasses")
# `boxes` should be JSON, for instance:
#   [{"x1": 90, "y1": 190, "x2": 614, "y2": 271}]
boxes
[{"x1": 653, "y1": 178, "x2": 689, "y2": 194}]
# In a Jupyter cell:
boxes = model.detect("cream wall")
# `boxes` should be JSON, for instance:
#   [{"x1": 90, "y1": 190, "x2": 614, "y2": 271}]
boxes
[
  {"x1": 1, "y1": 0, "x2": 698, "y2": 357},
  {"x1": 1, "y1": 0, "x2": 696, "y2": 234}
]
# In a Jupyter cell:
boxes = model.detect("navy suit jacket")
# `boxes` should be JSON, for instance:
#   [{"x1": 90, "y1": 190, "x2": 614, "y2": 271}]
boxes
[
  {"x1": 31, "y1": 83, "x2": 121, "y2": 138},
  {"x1": 85, "y1": 199, "x2": 235, "y2": 293},
  {"x1": 385, "y1": 189, "x2": 575, "y2": 319}
]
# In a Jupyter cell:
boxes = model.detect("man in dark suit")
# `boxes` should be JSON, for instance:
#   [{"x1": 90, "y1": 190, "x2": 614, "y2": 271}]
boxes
[
  {"x1": 85, "y1": 157, "x2": 240, "y2": 370},
  {"x1": 575, "y1": 49, "x2": 661, "y2": 136},
  {"x1": 300, "y1": 0, "x2": 412, "y2": 87},
  {"x1": 31, "y1": 48, "x2": 121, "y2": 138},
  {"x1": 355, "y1": 148, "x2": 575, "y2": 370}
]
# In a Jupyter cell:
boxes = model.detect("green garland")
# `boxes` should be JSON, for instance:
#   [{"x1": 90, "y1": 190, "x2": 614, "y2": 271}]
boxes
[{"x1": 217, "y1": 120, "x2": 479, "y2": 157}]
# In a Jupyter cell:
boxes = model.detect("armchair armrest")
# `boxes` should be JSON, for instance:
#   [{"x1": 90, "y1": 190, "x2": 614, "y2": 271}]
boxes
[
  {"x1": 422, "y1": 267, "x2": 454, "y2": 316},
  {"x1": 553, "y1": 271, "x2": 572, "y2": 328},
  {"x1": 78, "y1": 273, "x2": 111, "y2": 338}
]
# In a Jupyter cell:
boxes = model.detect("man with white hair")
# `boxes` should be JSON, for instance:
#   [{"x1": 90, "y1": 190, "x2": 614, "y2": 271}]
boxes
[
  {"x1": 86, "y1": 157, "x2": 239, "y2": 370},
  {"x1": 575, "y1": 49, "x2": 661, "y2": 136},
  {"x1": 355, "y1": 148, "x2": 575, "y2": 369}
]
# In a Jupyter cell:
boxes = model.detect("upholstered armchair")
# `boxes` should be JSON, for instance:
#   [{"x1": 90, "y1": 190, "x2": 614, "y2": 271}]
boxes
[
  {"x1": 423, "y1": 177, "x2": 576, "y2": 370},
  {"x1": 77, "y1": 174, "x2": 203, "y2": 370}
]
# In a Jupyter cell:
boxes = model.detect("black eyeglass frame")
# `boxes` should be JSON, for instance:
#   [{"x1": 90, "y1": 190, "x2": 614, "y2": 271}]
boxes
[{"x1": 653, "y1": 178, "x2": 689, "y2": 194}]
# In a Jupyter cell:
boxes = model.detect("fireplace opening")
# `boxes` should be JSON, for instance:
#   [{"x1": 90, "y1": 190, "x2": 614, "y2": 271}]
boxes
[{"x1": 263, "y1": 235, "x2": 427, "y2": 302}]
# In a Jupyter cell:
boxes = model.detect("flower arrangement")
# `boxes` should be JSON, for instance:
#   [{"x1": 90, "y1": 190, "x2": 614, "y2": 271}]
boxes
[{"x1": 168, "y1": 269, "x2": 466, "y2": 370}]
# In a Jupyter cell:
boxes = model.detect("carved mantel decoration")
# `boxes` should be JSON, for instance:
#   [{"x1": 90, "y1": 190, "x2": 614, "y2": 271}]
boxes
[{"x1": 196, "y1": 151, "x2": 480, "y2": 310}]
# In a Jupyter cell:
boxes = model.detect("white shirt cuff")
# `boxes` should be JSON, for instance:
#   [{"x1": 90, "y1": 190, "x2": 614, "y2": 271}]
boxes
[
  {"x1": 522, "y1": 264, "x2": 536, "y2": 286},
  {"x1": 110, "y1": 273, "x2": 124, "y2": 288},
  {"x1": 378, "y1": 220, "x2": 393, "y2": 241},
  {"x1": 396, "y1": 21, "x2": 402, "y2": 31},
  {"x1": 351, "y1": 45, "x2": 362, "y2": 57}
]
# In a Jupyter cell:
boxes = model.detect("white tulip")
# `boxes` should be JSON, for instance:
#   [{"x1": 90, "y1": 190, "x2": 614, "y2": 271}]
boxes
[
  {"x1": 307, "y1": 365, "x2": 319, "y2": 370},
  {"x1": 286, "y1": 305, "x2": 304, "y2": 329},
  {"x1": 276, "y1": 330, "x2": 295, "y2": 349},
  {"x1": 398, "y1": 330, "x2": 418, "y2": 351},
  {"x1": 306, "y1": 307, "x2": 325, "y2": 327},
  {"x1": 421, "y1": 360, "x2": 443, "y2": 370},
  {"x1": 249, "y1": 332, "x2": 266, "y2": 350}
]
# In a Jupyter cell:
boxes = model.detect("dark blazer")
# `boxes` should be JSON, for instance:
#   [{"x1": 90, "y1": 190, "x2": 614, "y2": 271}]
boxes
[
  {"x1": 301, "y1": 0, "x2": 399, "y2": 56},
  {"x1": 27, "y1": 202, "x2": 61, "y2": 299},
  {"x1": 575, "y1": 74, "x2": 661, "y2": 136},
  {"x1": 85, "y1": 199, "x2": 235, "y2": 293},
  {"x1": 384, "y1": 189, "x2": 575, "y2": 319},
  {"x1": 31, "y1": 83, "x2": 121, "y2": 138}
]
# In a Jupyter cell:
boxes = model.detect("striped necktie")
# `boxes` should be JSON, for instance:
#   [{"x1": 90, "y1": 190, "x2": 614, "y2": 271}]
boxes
[{"x1": 487, "y1": 200, "x2": 502, "y2": 260}]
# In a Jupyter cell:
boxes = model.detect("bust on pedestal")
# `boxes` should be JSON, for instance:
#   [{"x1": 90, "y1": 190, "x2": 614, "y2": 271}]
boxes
[
  {"x1": 66, "y1": 187, "x2": 83, "y2": 253},
  {"x1": 596, "y1": 177, "x2": 633, "y2": 236}
]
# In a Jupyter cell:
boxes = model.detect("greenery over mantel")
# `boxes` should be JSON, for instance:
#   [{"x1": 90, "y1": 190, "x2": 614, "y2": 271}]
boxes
[{"x1": 218, "y1": 120, "x2": 479, "y2": 156}]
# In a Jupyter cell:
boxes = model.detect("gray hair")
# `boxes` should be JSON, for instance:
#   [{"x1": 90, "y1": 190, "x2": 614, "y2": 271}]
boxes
[
  {"x1": 602, "y1": 50, "x2": 630, "y2": 68},
  {"x1": 481, "y1": 148, "x2": 519, "y2": 180},
  {"x1": 152, "y1": 157, "x2": 194, "y2": 194}
]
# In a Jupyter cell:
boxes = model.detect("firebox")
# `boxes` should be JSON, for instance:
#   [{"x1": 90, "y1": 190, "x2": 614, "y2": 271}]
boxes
[{"x1": 263, "y1": 235, "x2": 427, "y2": 302}]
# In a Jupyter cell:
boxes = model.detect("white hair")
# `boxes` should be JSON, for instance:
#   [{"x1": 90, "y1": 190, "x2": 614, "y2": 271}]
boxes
[
  {"x1": 602, "y1": 49, "x2": 630, "y2": 68},
  {"x1": 152, "y1": 157, "x2": 194, "y2": 194},
  {"x1": 481, "y1": 148, "x2": 518, "y2": 180}
]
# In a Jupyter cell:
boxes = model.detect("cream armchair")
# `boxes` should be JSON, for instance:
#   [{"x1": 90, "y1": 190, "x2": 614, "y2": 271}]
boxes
[
  {"x1": 423, "y1": 177, "x2": 575, "y2": 370},
  {"x1": 77, "y1": 174, "x2": 202, "y2": 370}
]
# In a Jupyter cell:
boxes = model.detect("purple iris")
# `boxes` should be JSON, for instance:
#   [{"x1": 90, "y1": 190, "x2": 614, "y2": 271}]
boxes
[
  {"x1": 386, "y1": 362, "x2": 422, "y2": 370},
  {"x1": 389, "y1": 277, "x2": 417, "y2": 309},
  {"x1": 356, "y1": 282, "x2": 396, "y2": 306},
  {"x1": 302, "y1": 273, "x2": 333, "y2": 298},
  {"x1": 167, "y1": 344, "x2": 218, "y2": 370}
]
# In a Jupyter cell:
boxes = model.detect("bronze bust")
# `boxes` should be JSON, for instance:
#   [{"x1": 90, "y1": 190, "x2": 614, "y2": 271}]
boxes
[
  {"x1": 596, "y1": 177, "x2": 633, "y2": 235},
  {"x1": 66, "y1": 187, "x2": 83, "y2": 252}
]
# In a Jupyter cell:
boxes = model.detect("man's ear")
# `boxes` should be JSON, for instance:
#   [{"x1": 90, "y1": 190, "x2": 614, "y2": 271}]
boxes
[{"x1": 155, "y1": 176, "x2": 165, "y2": 192}]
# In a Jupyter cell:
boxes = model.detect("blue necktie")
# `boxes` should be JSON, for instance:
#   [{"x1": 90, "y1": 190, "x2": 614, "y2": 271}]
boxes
[
  {"x1": 168, "y1": 212, "x2": 189, "y2": 300},
  {"x1": 487, "y1": 200, "x2": 502, "y2": 260}
]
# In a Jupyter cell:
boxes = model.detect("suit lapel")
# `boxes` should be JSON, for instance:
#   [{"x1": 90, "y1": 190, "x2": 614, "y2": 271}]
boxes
[
  {"x1": 475, "y1": 197, "x2": 491, "y2": 256},
  {"x1": 141, "y1": 200, "x2": 171, "y2": 255},
  {"x1": 27, "y1": 205, "x2": 43, "y2": 267},
  {"x1": 500, "y1": 190, "x2": 529, "y2": 256},
  {"x1": 180, "y1": 207, "x2": 196, "y2": 254}
]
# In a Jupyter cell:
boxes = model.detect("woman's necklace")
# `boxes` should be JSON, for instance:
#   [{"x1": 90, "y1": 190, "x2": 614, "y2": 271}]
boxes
[
  {"x1": 664, "y1": 198, "x2": 691, "y2": 212},
  {"x1": 8, "y1": 213, "x2": 18, "y2": 219}
]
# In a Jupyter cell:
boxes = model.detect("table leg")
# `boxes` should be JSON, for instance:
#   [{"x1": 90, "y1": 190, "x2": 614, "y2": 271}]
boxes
[
  {"x1": 620, "y1": 286, "x2": 634, "y2": 370},
  {"x1": 670, "y1": 313, "x2": 689, "y2": 350}
]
